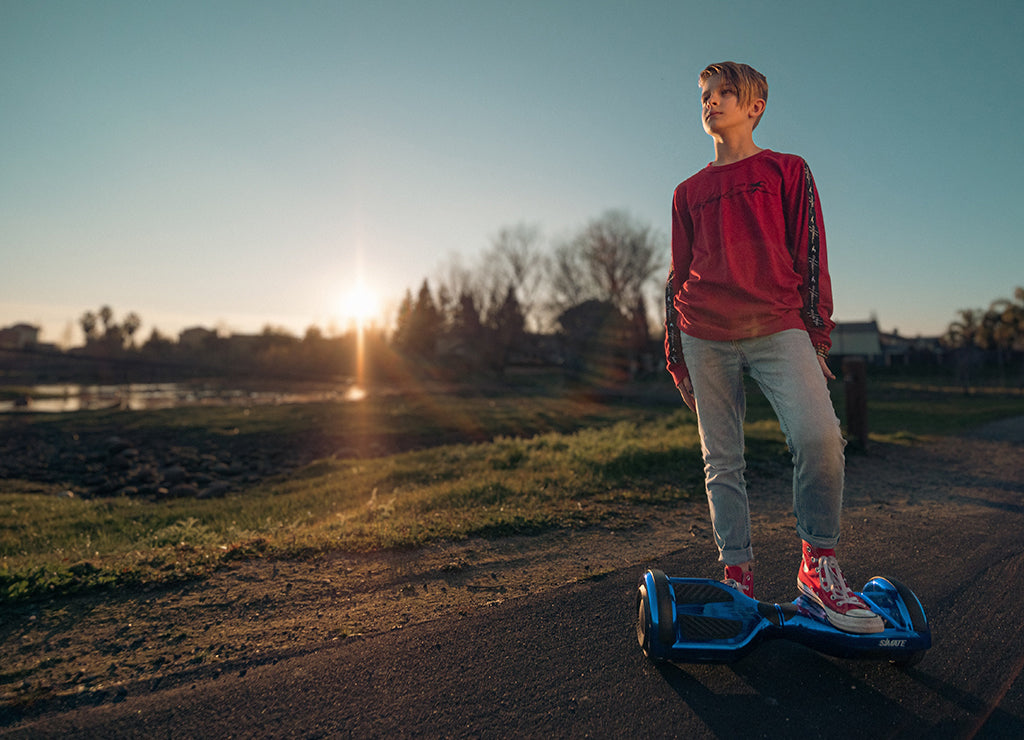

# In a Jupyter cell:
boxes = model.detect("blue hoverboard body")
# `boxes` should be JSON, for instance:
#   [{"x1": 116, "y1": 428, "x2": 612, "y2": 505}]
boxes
[{"x1": 636, "y1": 570, "x2": 931, "y2": 667}]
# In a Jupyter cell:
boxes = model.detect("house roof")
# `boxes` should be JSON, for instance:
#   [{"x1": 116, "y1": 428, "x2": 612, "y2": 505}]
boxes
[{"x1": 832, "y1": 321, "x2": 882, "y2": 356}]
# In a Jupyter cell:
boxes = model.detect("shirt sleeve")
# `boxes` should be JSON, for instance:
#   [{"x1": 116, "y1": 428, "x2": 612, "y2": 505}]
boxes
[
  {"x1": 664, "y1": 188, "x2": 691, "y2": 387},
  {"x1": 786, "y1": 160, "x2": 835, "y2": 354}
]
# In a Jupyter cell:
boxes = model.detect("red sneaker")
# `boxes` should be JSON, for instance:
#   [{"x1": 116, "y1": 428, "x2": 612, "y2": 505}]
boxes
[
  {"x1": 723, "y1": 565, "x2": 754, "y2": 598},
  {"x1": 798, "y1": 542, "x2": 883, "y2": 633}
]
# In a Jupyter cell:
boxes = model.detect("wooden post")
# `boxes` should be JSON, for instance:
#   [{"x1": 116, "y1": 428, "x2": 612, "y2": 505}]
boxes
[{"x1": 843, "y1": 356, "x2": 868, "y2": 450}]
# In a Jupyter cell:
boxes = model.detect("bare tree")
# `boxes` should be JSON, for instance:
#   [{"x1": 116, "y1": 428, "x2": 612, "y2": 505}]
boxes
[
  {"x1": 548, "y1": 210, "x2": 665, "y2": 318},
  {"x1": 488, "y1": 223, "x2": 547, "y2": 332},
  {"x1": 548, "y1": 240, "x2": 589, "y2": 312}
]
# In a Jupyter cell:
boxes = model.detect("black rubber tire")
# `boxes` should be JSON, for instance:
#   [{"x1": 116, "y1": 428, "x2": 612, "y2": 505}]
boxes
[
  {"x1": 636, "y1": 583, "x2": 656, "y2": 658},
  {"x1": 650, "y1": 569, "x2": 676, "y2": 648}
]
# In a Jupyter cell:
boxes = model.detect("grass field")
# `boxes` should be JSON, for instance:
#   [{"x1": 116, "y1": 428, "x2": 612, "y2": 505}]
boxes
[{"x1": 2, "y1": 377, "x2": 1023, "y2": 603}]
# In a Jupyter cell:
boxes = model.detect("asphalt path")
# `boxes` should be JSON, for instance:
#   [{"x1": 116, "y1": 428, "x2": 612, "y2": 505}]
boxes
[{"x1": 5, "y1": 425, "x2": 1024, "y2": 738}]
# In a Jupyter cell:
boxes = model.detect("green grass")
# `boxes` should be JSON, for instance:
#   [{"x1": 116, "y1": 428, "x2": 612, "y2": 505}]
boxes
[
  {"x1": 855, "y1": 381, "x2": 1024, "y2": 439},
  {"x1": 2, "y1": 377, "x2": 1023, "y2": 603}
]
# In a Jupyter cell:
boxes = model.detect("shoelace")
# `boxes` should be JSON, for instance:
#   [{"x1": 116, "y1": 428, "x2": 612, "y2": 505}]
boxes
[
  {"x1": 723, "y1": 578, "x2": 749, "y2": 596},
  {"x1": 812, "y1": 555, "x2": 863, "y2": 608}
]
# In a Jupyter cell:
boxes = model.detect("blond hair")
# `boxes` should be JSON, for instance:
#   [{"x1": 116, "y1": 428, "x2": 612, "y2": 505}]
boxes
[{"x1": 699, "y1": 62, "x2": 768, "y2": 128}]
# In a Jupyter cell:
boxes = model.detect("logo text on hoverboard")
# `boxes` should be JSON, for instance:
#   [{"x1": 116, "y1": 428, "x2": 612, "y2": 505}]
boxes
[{"x1": 878, "y1": 639, "x2": 907, "y2": 647}]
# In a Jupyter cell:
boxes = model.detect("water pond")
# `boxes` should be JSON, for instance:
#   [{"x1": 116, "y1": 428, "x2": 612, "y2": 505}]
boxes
[{"x1": 0, "y1": 381, "x2": 366, "y2": 413}]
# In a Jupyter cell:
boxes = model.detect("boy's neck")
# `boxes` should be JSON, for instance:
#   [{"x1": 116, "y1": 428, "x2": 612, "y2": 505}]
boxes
[{"x1": 711, "y1": 138, "x2": 764, "y2": 167}]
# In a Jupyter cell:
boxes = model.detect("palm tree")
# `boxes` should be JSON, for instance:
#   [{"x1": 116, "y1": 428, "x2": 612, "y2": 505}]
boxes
[
  {"x1": 988, "y1": 287, "x2": 1024, "y2": 386},
  {"x1": 98, "y1": 305, "x2": 114, "y2": 334},
  {"x1": 79, "y1": 311, "x2": 98, "y2": 342},
  {"x1": 942, "y1": 308, "x2": 983, "y2": 392},
  {"x1": 122, "y1": 312, "x2": 142, "y2": 349}
]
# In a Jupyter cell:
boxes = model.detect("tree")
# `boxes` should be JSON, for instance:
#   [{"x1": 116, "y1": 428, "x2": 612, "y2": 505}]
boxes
[
  {"x1": 78, "y1": 306, "x2": 140, "y2": 354},
  {"x1": 486, "y1": 285, "x2": 526, "y2": 372},
  {"x1": 980, "y1": 287, "x2": 1024, "y2": 385},
  {"x1": 393, "y1": 281, "x2": 443, "y2": 359},
  {"x1": 942, "y1": 308, "x2": 984, "y2": 391},
  {"x1": 549, "y1": 240, "x2": 589, "y2": 311},
  {"x1": 80, "y1": 311, "x2": 99, "y2": 342},
  {"x1": 549, "y1": 210, "x2": 665, "y2": 319},
  {"x1": 413, "y1": 280, "x2": 443, "y2": 357},
  {"x1": 122, "y1": 312, "x2": 142, "y2": 348},
  {"x1": 628, "y1": 293, "x2": 654, "y2": 375},
  {"x1": 436, "y1": 283, "x2": 455, "y2": 331},
  {"x1": 141, "y1": 328, "x2": 174, "y2": 359},
  {"x1": 435, "y1": 291, "x2": 488, "y2": 375},
  {"x1": 98, "y1": 305, "x2": 114, "y2": 334},
  {"x1": 450, "y1": 291, "x2": 484, "y2": 344},
  {"x1": 488, "y1": 223, "x2": 547, "y2": 332},
  {"x1": 391, "y1": 289, "x2": 415, "y2": 352}
]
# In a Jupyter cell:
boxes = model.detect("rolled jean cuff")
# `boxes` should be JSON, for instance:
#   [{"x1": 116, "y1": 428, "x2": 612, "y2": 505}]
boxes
[
  {"x1": 720, "y1": 546, "x2": 754, "y2": 566},
  {"x1": 796, "y1": 525, "x2": 839, "y2": 550}
]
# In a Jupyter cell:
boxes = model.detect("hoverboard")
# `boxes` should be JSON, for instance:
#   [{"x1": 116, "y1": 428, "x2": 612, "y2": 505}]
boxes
[{"x1": 637, "y1": 570, "x2": 930, "y2": 666}]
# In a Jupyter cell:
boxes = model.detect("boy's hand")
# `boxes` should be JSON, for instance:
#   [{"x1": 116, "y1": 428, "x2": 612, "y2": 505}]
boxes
[
  {"x1": 818, "y1": 355, "x2": 835, "y2": 381},
  {"x1": 677, "y1": 377, "x2": 696, "y2": 412}
]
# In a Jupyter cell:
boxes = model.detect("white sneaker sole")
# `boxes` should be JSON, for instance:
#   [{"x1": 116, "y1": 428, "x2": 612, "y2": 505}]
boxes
[{"x1": 798, "y1": 581, "x2": 885, "y2": 634}]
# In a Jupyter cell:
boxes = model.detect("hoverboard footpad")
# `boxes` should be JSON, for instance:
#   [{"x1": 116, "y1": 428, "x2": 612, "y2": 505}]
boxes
[
  {"x1": 677, "y1": 614, "x2": 744, "y2": 640},
  {"x1": 672, "y1": 582, "x2": 734, "y2": 604}
]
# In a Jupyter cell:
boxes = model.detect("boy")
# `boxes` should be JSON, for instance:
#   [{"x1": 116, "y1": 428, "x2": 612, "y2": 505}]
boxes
[{"x1": 664, "y1": 61, "x2": 882, "y2": 634}]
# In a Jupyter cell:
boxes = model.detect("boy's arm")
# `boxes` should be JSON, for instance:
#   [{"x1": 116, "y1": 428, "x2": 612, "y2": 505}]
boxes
[
  {"x1": 664, "y1": 270, "x2": 695, "y2": 407},
  {"x1": 665, "y1": 190, "x2": 696, "y2": 411},
  {"x1": 787, "y1": 160, "x2": 835, "y2": 356}
]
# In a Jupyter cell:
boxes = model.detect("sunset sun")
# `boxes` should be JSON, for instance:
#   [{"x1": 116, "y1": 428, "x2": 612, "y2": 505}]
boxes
[{"x1": 337, "y1": 283, "x2": 380, "y2": 329}]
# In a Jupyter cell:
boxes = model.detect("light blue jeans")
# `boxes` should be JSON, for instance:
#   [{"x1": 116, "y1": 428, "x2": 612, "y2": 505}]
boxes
[{"x1": 678, "y1": 329, "x2": 846, "y2": 565}]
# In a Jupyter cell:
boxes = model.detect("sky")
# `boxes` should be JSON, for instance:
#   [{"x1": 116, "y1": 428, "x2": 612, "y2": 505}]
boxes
[{"x1": 2, "y1": 0, "x2": 1022, "y2": 347}]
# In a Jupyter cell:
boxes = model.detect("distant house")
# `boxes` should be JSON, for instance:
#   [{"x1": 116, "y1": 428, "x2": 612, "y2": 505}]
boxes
[
  {"x1": 224, "y1": 333, "x2": 270, "y2": 356},
  {"x1": 0, "y1": 323, "x2": 40, "y2": 349},
  {"x1": 178, "y1": 326, "x2": 219, "y2": 351},
  {"x1": 831, "y1": 321, "x2": 882, "y2": 362},
  {"x1": 879, "y1": 330, "x2": 944, "y2": 367},
  {"x1": 831, "y1": 321, "x2": 944, "y2": 367}
]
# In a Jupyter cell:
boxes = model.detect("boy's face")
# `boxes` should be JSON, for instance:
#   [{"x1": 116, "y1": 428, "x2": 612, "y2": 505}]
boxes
[{"x1": 700, "y1": 74, "x2": 764, "y2": 138}]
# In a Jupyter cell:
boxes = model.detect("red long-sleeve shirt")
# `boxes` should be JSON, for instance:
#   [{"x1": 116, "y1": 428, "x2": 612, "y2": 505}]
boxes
[{"x1": 664, "y1": 149, "x2": 835, "y2": 388}]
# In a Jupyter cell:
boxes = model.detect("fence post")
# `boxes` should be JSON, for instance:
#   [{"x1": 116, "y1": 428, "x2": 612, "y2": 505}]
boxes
[{"x1": 843, "y1": 356, "x2": 869, "y2": 450}]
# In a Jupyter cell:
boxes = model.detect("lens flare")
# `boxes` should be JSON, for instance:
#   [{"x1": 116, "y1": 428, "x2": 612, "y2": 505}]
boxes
[{"x1": 337, "y1": 283, "x2": 380, "y2": 329}]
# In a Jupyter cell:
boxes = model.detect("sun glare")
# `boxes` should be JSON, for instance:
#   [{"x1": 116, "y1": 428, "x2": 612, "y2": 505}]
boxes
[{"x1": 337, "y1": 283, "x2": 380, "y2": 329}]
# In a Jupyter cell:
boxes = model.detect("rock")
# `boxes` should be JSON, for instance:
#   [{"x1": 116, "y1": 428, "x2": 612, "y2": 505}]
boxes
[
  {"x1": 105, "y1": 437, "x2": 133, "y2": 455},
  {"x1": 199, "y1": 481, "x2": 232, "y2": 499},
  {"x1": 167, "y1": 483, "x2": 200, "y2": 498},
  {"x1": 160, "y1": 465, "x2": 188, "y2": 485},
  {"x1": 109, "y1": 450, "x2": 138, "y2": 470},
  {"x1": 130, "y1": 466, "x2": 159, "y2": 485}
]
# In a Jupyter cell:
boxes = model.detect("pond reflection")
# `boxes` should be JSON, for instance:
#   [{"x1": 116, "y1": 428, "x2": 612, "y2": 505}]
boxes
[{"x1": 0, "y1": 381, "x2": 362, "y2": 413}]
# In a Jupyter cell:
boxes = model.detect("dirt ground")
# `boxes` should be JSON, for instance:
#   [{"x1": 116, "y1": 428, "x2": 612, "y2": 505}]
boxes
[{"x1": 2, "y1": 416, "x2": 1022, "y2": 722}]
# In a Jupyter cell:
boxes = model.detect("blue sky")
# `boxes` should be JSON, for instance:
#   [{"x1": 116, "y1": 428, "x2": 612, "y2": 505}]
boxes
[{"x1": 1, "y1": 0, "x2": 1021, "y2": 346}]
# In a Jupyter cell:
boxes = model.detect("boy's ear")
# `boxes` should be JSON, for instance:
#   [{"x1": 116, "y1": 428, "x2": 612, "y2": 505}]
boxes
[{"x1": 748, "y1": 98, "x2": 766, "y2": 118}]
